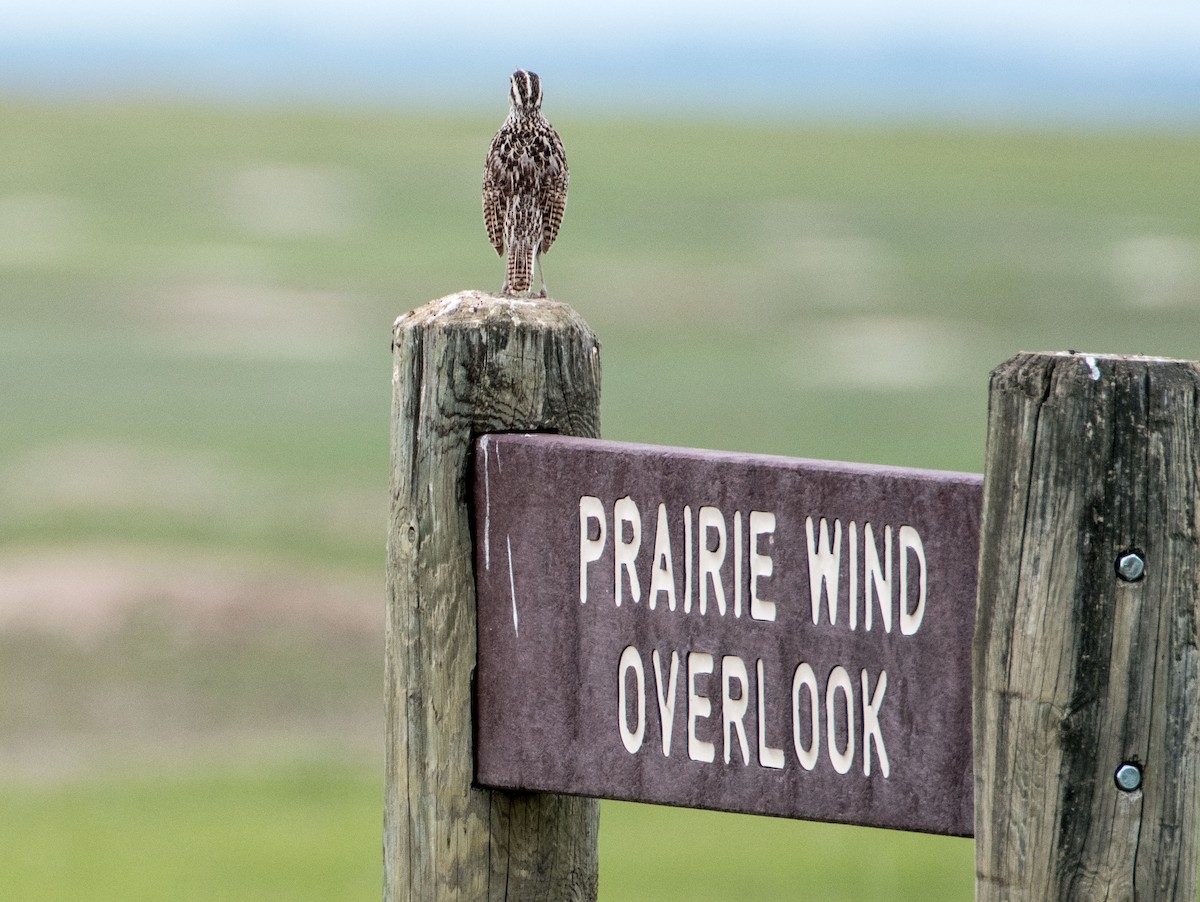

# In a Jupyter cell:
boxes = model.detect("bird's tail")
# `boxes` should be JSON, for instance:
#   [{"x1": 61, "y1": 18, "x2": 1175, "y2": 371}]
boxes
[{"x1": 505, "y1": 239, "x2": 535, "y2": 296}]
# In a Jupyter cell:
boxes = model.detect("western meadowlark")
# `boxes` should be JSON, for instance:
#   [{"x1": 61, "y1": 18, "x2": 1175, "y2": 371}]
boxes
[{"x1": 483, "y1": 70, "x2": 568, "y2": 297}]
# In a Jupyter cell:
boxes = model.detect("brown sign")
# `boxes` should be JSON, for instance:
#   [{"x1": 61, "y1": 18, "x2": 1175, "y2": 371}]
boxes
[{"x1": 472, "y1": 434, "x2": 981, "y2": 836}]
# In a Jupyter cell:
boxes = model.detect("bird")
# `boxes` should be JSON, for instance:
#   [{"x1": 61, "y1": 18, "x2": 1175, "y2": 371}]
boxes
[{"x1": 483, "y1": 70, "x2": 568, "y2": 297}]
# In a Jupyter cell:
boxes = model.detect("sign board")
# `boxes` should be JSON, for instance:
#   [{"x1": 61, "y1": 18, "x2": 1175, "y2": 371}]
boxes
[{"x1": 472, "y1": 433, "x2": 981, "y2": 836}]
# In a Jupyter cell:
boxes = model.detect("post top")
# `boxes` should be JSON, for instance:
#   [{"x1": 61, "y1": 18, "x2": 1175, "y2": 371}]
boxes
[
  {"x1": 995, "y1": 350, "x2": 1200, "y2": 392},
  {"x1": 1041, "y1": 350, "x2": 1198, "y2": 365},
  {"x1": 393, "y1": 291, "x2": 588, "y2": 338}
]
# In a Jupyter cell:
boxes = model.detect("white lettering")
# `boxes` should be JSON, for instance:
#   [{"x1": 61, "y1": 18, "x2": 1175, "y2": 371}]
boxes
[
  {"x1": 683, "y1": 505, "x2": 694, "y2": 613},
  {"x1": 578, "y1": 495, "x2": 606, "y2": 604},
  {"x1": 733, "y1": 510, "x2": 743, "y2": 618},
  {"x1": 848, "y1": 520, "x2": 859, "y2": 631},
  {"x1": 648, "y1": 503, "x2": 677, "y2": 611},
  {"x1": 652, "y1": 648, "x2": 680, "y2": 756},
  {"x1": 618, "y1": 645, "x2": 645, "y2": 754},
  {"x1": 749, "y1": 511, "x2": 776, "y2": 622},
  {"x1": 861, "y1": 669, "x2": 890, "y2": 777},
  {"x1": 806, "y1": 516, "x2": 842, "y2": 625},
  {"x1": 791, "y1": 662, "x2": 820, "y2": 770},
  {"x1": 687, "y1": 651, "x2": 716, "y2": 763},
  {"x1": 756, "y1": 659, "x2": 785, "y2": 769},
  {"x1": 613, "y1": 496, "x2": 642, "y2": 607},
  {"x1": 625, "y1": 645, "x2": 890, "y2": 782},
  {"x1": 698, "y1": 506, "x2": 727, "y2": 616},
  {"x1": 899, "y1": 525, "x2": 926, "y2": 635},
  {"x1": 864, "y1": 522, "x2": 892, "y2": 632},
  {"x1": 721, "y1": 655, "x2": 750, "y2": 765},
  {"x1": 826, "y1": 665, "x2": 855, "y2": 775}
]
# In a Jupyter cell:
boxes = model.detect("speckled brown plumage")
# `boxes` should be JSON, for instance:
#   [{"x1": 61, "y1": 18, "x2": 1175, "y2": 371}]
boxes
[{"x1": 483, "y1": 70, "x2": 568, "y2": 297}]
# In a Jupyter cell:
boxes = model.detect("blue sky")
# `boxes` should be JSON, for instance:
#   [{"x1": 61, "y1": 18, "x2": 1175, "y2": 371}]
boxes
[
  {"x1": 2, "y1": 0, "x2": 1190, "y2": 41},
  {"x1": 5, "y1": 0, "x2": 1199, "y2": 45},
  {"x1": 3, "y1": 1, "x2": 1199, "y2": 122}
]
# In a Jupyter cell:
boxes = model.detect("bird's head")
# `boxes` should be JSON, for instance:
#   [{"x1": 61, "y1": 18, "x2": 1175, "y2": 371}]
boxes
[{"x1": 509, "y1": 70, "x2": 543, "y2": 115}]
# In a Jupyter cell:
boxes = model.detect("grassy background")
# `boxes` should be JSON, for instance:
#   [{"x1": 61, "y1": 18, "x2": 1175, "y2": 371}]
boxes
[{"x1": 1, "y1": 97, "x2": 1198, "y2": 898}]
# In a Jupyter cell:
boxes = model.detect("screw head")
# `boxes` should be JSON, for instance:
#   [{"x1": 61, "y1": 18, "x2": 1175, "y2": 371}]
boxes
[
  {"x1": 1115, "y1": 762, "x2": 1143, "y2": 792},
  {"x1": 1116, "y1": 550, "x2": 1145, "y2": 582}
]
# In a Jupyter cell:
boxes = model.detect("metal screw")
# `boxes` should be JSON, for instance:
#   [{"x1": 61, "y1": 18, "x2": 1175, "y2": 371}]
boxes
[
  {"x1": 1115, "y1": 763, "x2": 1143, "y2": 792},
  {"x1": 1116, "y1": 550, "x2": 1145, "y2": 582}
]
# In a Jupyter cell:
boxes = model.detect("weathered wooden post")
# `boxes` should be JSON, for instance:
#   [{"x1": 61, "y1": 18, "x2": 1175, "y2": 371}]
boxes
[
  {"x1": 385, "y1": 291, "x2": 602, "y2": 900},
  {"x1": 974, "y1": 352, "x2": 1200, "y2": 900}
]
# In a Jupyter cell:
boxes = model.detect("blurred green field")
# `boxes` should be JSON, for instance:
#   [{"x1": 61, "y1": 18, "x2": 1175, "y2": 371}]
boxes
[
  {"x1": 0, "y1": 762, "x2": 971, "y2": 900},
  {"x1": 0, "y1": 762, "x2": 382, "y2": 900},
  {"x1": 1, "y1": 97, "x2": 1198, "y2": 898}
]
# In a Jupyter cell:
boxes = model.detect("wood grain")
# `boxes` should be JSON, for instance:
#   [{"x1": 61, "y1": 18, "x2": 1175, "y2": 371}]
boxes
[
  {"x1": 385, "y1": 291, "x2": 601, "y2": 901},
  {"x1": 974, "y1": 352, "x2": 1200, "y2": 901}
]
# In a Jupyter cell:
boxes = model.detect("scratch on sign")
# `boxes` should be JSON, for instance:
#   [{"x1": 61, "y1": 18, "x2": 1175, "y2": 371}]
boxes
[
  {"x1": 506, "y1": 534, "x2": 519, "y2": 637},
  {"x1": 482, "y1": 436, "x2": 492, "y2": 570}
]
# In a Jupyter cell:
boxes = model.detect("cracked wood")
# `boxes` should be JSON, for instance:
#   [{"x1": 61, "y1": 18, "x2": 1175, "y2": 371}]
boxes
[
  {"x1": 974, "y1": 352, "x2": 1200, "y2": 901},
  {"x1": 386, "y1": 291, "x2": 601, "y2": 901}
]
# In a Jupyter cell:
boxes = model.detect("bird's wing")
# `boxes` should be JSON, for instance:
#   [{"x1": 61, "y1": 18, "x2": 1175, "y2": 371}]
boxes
[
  {"x1": 482, "y1": 142, "x2": 507, "y2": 256},
  {"x1": 540, "y1": 132, "x2": 568, "y2": 253}
]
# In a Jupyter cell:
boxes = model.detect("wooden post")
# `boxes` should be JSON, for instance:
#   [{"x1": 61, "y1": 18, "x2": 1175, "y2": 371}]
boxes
[
  {"x1": 385, "y1": 291, "x2": 601, "y2": 901},
  {"x1": 974, "y1": 352, "x2": 1200, "y2": 900}
]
